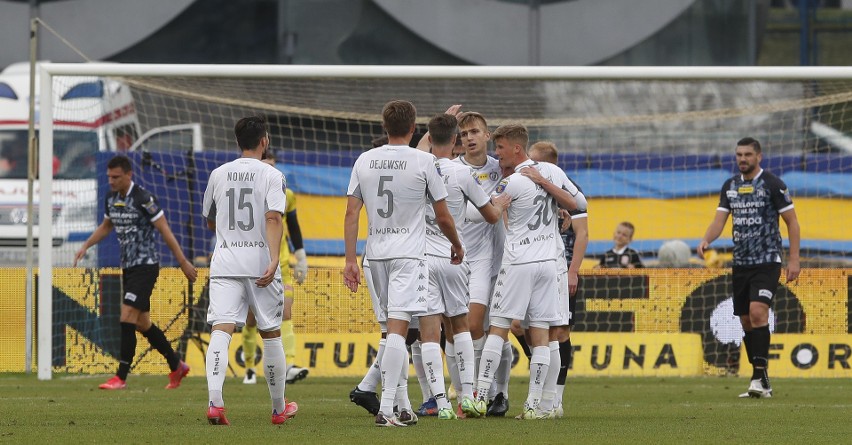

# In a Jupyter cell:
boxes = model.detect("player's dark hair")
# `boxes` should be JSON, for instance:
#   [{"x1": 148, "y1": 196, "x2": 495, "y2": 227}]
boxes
[
  {"x1": 428, "y1": 114, "x2": 458, "y2": 146},
  {"x1": 371, "y1": 135, "x2": 389, "y2": 148},
  {"x1": 619, "y1": 221, "x2": 636, "y2": 236},
  {"x1": 234, "y1": 115, "x2": 269, "y2": 151},
  {"x1": 107, "y1": 155, "x2": 132, "y2": 172},
  {"x1": 382, "y1": 100, "x2": 417, "y2": 138},
  {"x1": 736, "y1": 137, "x2": 761, "y2": 153}
]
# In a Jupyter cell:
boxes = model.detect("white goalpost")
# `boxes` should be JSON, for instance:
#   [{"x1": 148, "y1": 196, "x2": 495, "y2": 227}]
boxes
[{"x1": 30, "y1": 63, "x2": 852, "y2": 380}]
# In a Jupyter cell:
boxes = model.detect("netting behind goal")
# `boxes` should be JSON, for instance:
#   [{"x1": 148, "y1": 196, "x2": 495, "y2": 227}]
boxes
[{"x1": 13, "y1": 65, "x2": 852, "y2": 378}]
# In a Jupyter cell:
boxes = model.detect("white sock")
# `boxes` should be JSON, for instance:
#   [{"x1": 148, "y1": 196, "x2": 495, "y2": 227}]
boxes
[
  {"x1": 421, "y1": 342, "x2": 451, "y2": 410},
  {"x1": 262, "y1": 337, "x2": 287, "y2": 414},
  {"x1": 444, "y1": 341, "x2": 462, "y2": 396},
  {"x1": 411, "y1": 340, "x2": 432, "y2": 402},
  {"x1": 395, "y1": 348, "x2": 412, "y2": 412},
  {"x1": 359, "y1": 338, "x2": 385, "y2": 392},
  {"x1": 379, "y1": 334, "x2": 406, "y2": 415},
  {"x1": 453, "y1": 332, "x2": 475, "y2": 399},
  {"x1": 206, "y1": 330, "x2": 231, "y2": 407},
  {"x1": 555, "y1": 384, "x2": 565, "y2": 408},
  {"x1": 475, "y1": 334, "x2": 504, "y2": 400},
  {"x1": 539, "y1": 341, "x2": 560, "y2": 411},
  {"x1": 491, "y1": 340, "x2": 513, "y2": 400},
  {"x1": 526, "y1": 346, "x2": 550, "y2": 411},
  {"x1": 472, "y1": 334, "x2": 486, "y2": 379}
]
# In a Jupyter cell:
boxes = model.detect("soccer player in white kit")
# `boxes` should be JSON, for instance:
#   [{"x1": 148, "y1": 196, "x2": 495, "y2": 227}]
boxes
[
  {"x1": 453, "y1": 112, "x2": 514, "y2": 415},
  {"x1": 472, "y1": 124, "x2": 584, "y2": 420},
  {"x1": 343, "y1": 100, "x2": 465, "y2": 427},
  {"x1": 525, "y1": 141, "x2": 589, "y2": 418},
  {"x1": 202, "y1": 116, "x2": 298, "y2": 426},
  {"x1": 418, "y1": 113, "x2": 509, "y2": 420}
]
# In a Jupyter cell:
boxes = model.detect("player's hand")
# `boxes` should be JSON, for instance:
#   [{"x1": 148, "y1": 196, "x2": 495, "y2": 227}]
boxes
[
  {"x1": 256, "y1": 262, "x2": 278, "y2": 288},
  {"x1": 568, "y1": 270, "x2": 579, "y2": 296},
  {"x1": 491, "y1": 193, "x2": 511, "y2": 212},
  {"x1": 520, "y1": 166, "x2": 545, "y2": 184},
  {"x1": 73, "y1": 247, "x2": 88, "y2": 267},
  {"x1": 444, "y1": 104, "x2": 463, "y2": 118},
  {"x1": 293, "y1": 248, "x2": 308, "y2": 284},
  {"x1": 450, "y1": 244, "x2": 464, "y2": 265},
  {"x1": 697, "y1": 240, "x2": 710, "y2": 259},
  {"x1": 786, "y1": 258, "x2": 801, "y2": 283},
  {"x1": 343, "y1": 261, "x2": 361, "y2": 292},
  {"x1": 180, "y1": 259, "x2": 197, "y2": 282},
  {"x1": 559, "y1": 209, "x2": 572, "y2": 233}
]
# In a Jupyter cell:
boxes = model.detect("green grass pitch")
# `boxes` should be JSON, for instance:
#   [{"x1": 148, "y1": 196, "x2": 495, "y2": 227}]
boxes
[{"x1": 1, "y1": 374, "x2": 850, "y2": 444}]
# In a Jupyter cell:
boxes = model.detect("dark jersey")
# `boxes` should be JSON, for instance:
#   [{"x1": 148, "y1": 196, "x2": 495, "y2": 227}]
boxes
[
  {"x1": 559, "y1": 178, "x2": 588, "y2": 268},
  {"x1": 717, "y1": 169, "x2": 793, "y2": 266},
  {"x1": 600, "y1": 247, "x2": 644, "y2": 268},
  {"x1": 104, "y1": 182, "x2": 164, "y2": 268}
]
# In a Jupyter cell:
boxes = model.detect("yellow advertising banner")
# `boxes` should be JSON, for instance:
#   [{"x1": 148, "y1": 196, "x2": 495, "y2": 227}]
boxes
[
  {"x1": 182, "y1": 332, "x2": 703, "y2": 378},
  {"x1": 739, "y1": 334, "x2": 852, "y2": 378}
]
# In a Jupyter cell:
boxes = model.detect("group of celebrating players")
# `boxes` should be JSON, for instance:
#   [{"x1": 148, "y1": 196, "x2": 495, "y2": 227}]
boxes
[{"x1": 344, "y1": 100, "x2": 588, "y2": 426}]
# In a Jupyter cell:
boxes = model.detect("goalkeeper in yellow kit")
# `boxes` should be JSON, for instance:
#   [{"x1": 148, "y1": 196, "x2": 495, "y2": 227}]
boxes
[{"x1": 242, "y1": 154, "x2": 309, "y2": 385}]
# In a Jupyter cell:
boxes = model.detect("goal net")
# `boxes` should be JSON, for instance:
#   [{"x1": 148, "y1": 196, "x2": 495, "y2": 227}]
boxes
[{"x1": 11, "y1": 64, "x2": 852, "y2": 379}]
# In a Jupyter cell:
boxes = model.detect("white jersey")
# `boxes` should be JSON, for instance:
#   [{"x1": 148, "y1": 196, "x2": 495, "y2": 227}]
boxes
[
  {"x1": 497, "y1": 159, "x2": 584, "y2": 265},
  {"x1": 203, "y1": 157, "x2": 288, "y2": 278},
  {"x1": 527, "y1": 162, "x2": 588, "y2": 262},
  {"x1": 425, "y1": 158, "x2": 490, "y2": 257},
  {"x1": 454, "y1": 155, "x2": 502, "y2": 261},
  {"x1": 348, "y1": 144, "x2": 448, "y2": 260}
]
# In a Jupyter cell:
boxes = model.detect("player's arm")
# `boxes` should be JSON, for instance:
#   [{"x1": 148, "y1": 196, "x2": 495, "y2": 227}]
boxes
[
  {"x1": 781, "y1": 208, "x2": 801, "y2": 282},
  {"x1": 153, "y1": 216, "x2": 197, "y2": 282},
  {"x1": 73, "y1": 218, "x2": 114, "y2": 266},
  {"x1": 286, "y1": 207, "x2": 308, "y2": 284},
  {"x1": 343, "y1": 196, "x2": 363, "y2": 292},
  {"x1": 432, "y1": 199, "x2": 464, "y2": 264},
  {"x1": 520, "y1": 166, "x2": 578, "y2": 210},
  {"x1": 697, "y1": 210, "x2": 729, "y2": 258},
  {"x1": 257, "y1": 210, "x2": 284, "y2": 288},
  {"x1": 568, "y1": 215, "x2": 588, "y2": 295}
]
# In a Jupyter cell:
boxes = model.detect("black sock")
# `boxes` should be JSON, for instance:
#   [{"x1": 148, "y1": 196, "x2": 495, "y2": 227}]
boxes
[
  {"x1": 118, "y1": 322, "x2": 137, "y2": 380},
  {"x1": 750, "y1": 325, "x2": 770, "y2": 385},
  {"x1": 514, "y1": 333, "x2": 532, "y2": 360},
  {"x1": 743, "y1": 331, "x2": 754, "y2": 365},
  {"x1": 143, "y1": 324, "x2": 179, "y2": 371},
  {"x1": 556, "y1": 339, "x2": 572, "y2": 385}
]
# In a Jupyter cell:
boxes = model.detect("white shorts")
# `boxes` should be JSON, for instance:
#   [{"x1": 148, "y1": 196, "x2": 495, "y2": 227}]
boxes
[
  {"x1": 363, "y1": 258, "x2": 385, "y2": 325},
  {"x1": 555, "y1": 267, "x2": 572, "y2": 326},
  {"x1": 425, "y1": 255, "x2": 470, "y2": 317},
  {"x1": 468, "y1": 258, "x2": 494, "y2": 307},
  {"x1": 207, "y1": 277, "x2": 284, "y2": 331},
  {"x1": 366, "y1": 258, "x2": 428, "y2": 318},
  {"x1": 491, "y1": 260, "x2": 561, "y2": 324}
]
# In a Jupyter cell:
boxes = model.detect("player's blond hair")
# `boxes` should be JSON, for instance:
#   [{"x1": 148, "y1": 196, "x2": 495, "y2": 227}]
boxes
[
  {"x1": 492, "y1": 124, "x2": 529, "y2": 149},
  {"x1": 529, "y1": 140, "x2": 558, "y2": 163}
]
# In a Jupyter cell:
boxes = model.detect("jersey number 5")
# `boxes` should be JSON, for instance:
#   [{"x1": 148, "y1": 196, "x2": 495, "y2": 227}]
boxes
[
  {"x1": 377, "y1": 175, "x2": 394, "y2": 218},
  {"x1": 226, "y1": 187, "x2": 255, "y2": 231}
]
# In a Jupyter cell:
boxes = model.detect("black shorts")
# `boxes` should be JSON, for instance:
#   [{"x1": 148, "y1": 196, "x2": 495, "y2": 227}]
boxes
[
  {"x1": 122, "y1": 264, "x2": 160, "y2": 312},
  {"x1": 731, "y1": 263, "x2": 781, "y2": 316}
]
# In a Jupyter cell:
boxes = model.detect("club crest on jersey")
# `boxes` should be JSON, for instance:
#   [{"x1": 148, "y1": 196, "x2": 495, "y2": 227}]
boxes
[
  {"x1": 738, "y1": 185, "x2": 754, "y2": 194},
  {"x1": 434, "y1": 161, "x2": 442, "y2": 176},
  {"x1": 494, "y1": 178, "x2": 509, "y2": 194},
  {"x1": 142, "y1": 198, "x2": 160, "y2": 215},
  {"x1": 489, "y1": 172, "x2": 500, "y2": 181}
]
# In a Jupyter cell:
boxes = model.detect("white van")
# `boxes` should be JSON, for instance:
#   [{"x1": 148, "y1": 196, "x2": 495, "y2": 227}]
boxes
[{"x1": 0, "y1": 62, "x2": 200, "y2": 266}]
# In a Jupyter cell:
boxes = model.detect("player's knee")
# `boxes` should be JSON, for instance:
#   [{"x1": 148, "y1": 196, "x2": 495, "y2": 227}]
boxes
[{"x1": 490, "y1": 316, "x2": 512, "y2": 330}]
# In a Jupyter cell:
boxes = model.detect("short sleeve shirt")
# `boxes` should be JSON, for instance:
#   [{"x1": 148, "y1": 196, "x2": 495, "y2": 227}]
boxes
[
  {"x1": 717, "y1": 169, "x2": 793, "y2": 266},
  {"x1": 454, "y1": 155, "x2": 503, "y2": 261},
  {"x1": 203, "y1": 157, "x2": 288, "y2": 277},
  {"x1": 425, "y1": 158, "x2": 490, "y2": 257},
  {"x1": 104, "y1": 182, "x2": 164, "y2": 268},
  {"x1": 348, "y1": 144, "x2": 448, "y2": 260}
]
